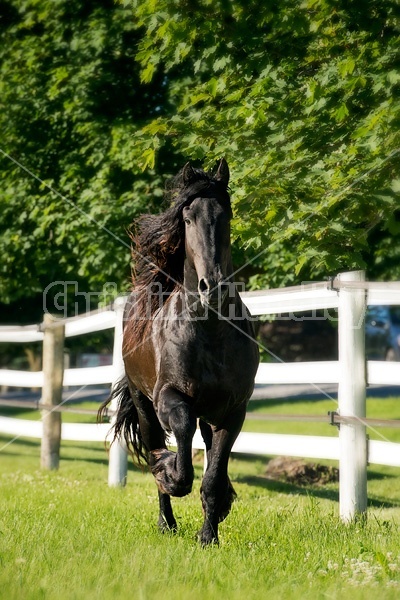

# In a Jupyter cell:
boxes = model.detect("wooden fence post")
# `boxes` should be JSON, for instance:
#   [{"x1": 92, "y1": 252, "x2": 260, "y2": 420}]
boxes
[
  {"x1": 40, "y1": 313, "x2": 65, "y2": 470},
  {"x1": 108, "y1": 296, "x2": 128, "y2": 487},
  {"x1": 338, "y1": 270, "x2": 367, "y2": 521}
]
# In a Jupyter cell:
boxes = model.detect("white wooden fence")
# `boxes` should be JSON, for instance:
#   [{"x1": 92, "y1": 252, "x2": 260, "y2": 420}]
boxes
[{"x1": 1, "y1": 271, "x2": 400, "y2": 521}]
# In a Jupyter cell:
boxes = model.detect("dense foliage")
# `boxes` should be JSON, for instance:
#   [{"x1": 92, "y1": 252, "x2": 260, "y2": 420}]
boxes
[
  {"x1": 130, "y1": 0, "x2": 400, "y2": 287},
  {"x1": 0, "y1": 0, "x2": 399, "y2": 321},
  {"x1": 0, "y1": 0, "x2": 174, "y2": 318}
]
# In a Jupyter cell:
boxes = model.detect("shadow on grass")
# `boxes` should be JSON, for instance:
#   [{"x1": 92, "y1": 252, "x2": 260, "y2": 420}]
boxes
[
  {"x1": 0, "y1": 434, "x2": 133, "y2": 465},
  {"x1": 232, "y1": 453, "x2": 400, "y2": 509},
  {"x1": 235, "y1": 472, "x2": 400, "y2": 509},
  {"x1": 236, "y1": 473, "x2": 339, "y2": 501},
  {"x1": 0, "y1": 435, "x2": 41, "y2": 447},
  {"x1": 59, "y1": 453, "x2": 144, "y2": 473}
]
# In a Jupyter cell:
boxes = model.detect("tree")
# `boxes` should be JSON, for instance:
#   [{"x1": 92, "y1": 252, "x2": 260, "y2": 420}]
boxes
[
  {"x1": 127, "y1": 0, "x2": 400, "y2": 287},
  {"x1": 0, "y1": 0, "x2": 399, "y2": 328},
  {"x1": 0, "y1": 0, "x2": 179, "y2": 321}
]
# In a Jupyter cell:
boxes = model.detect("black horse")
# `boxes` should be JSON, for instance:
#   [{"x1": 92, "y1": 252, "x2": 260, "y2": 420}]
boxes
[{"x1": 99, "y1": 159, "x2": 259, "y2": 545}]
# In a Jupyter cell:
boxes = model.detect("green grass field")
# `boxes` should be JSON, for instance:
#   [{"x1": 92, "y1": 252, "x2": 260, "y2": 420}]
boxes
[{"x1": 1, "y1": 396, "x2": 400, "y2": 599}]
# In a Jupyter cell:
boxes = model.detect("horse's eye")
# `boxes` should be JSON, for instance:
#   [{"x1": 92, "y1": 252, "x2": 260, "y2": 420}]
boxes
[{"x1": 183, "y1": 205, "x2": 192, "y2": 225}]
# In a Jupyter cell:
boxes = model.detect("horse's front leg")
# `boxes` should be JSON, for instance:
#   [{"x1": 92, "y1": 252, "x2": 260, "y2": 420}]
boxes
[
  {"x1": 151, "y1": 386, "x2": 197, "y2": 498},
  {"x1": 128, "y1": 387, "x2": 178, "y2": 532},
  {"x1": 198, "y1": 407, "x2": 246, "y2": 546}
]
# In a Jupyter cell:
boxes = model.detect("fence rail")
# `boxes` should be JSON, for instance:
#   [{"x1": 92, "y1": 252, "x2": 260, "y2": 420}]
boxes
[
  {"x1": 1, "y1": 272, "x2": 400, "y2": 521},
  {"x1": 3, "y1": 397, "x2": 400, "y2": 429},
  {"x1": 2, "y1": 359, "x2": 400, "y2": 389}
]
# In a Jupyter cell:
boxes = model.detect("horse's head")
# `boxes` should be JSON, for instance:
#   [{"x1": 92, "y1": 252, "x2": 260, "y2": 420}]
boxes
[{"x1": 181, "y1": 159, "x2": 233, "y2": 309}]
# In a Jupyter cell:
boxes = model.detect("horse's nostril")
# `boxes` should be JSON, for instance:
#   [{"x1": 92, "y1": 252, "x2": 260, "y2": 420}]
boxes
[{"x1": 198, "y1": 278, "x2": 209, "y2": 295}]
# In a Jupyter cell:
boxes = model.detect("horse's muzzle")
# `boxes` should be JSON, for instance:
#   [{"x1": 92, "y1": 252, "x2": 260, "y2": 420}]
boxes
[{"x1": 198, "y1": 278, "x2": 229, "y2": 310}]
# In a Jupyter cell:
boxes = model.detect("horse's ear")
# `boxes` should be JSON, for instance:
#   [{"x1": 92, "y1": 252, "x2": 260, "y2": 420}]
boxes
[
  {"x1": 182, "y1": 162, "x2": 197, "y2": 186},
  {"x1": 214, "y1": 158, "x2": 230, "y2": 187}
]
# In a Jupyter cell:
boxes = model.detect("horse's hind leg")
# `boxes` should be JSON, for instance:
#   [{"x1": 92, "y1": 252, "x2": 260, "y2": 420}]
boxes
[
  {"x1": 152, "y1": 386, "x2": 197, "y2": 497},
  {"x1": 130, "y1": 387, "x2": 177, "y2": 532},
  {"x1": 198, "y1": 407, "x2": 246, "y2": 546}
]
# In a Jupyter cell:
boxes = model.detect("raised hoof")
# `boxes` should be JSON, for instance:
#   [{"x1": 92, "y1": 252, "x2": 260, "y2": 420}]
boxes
[{"x1": 151, "y1": 449, "x2": 193, "y2": 497}]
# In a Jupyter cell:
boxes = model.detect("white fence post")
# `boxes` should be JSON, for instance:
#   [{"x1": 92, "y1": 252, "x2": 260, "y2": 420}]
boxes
[
  {"x1": 338, "y1": 270, "x2": 367, "y2": 521},
  {"x1": 108, "y1": 296, "x2": 128, "y2": 487}
]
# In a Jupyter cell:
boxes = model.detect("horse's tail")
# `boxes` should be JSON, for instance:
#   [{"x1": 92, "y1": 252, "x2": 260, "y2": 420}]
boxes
[{"x1": 97, "y1": 376, "x2": 148, "y2": 465}]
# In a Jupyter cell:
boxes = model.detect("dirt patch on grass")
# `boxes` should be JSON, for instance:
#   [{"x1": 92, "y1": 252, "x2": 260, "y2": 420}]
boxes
[{"x1": 265, "y1": 456, "x2": 339, "y2": 486}]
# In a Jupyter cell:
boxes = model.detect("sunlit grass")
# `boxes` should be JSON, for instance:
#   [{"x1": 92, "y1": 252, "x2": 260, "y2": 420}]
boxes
[
  {"x1": 1, "y1": 396, "x2": 400, "y2": 598},
  {"x1": 0, "y1": 449, "x2": 399, "y2": 598}
]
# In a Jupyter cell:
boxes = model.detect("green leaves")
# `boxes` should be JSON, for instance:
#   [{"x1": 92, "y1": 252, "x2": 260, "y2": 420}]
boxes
[
  {"x1": 0, "y1": 0, "x2": 169, "y2": 310},
  {"x1": 124, "y1": 0, "x2": 400, "y2": 285},
  {"x1": 1, "y1": 0, "x2": 400, "y2": 319}
]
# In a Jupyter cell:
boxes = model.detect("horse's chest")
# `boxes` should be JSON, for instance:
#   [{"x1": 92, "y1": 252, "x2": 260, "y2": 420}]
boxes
[
  {"x1": 186, "y1": 354, "x2": 229, "y2": 395},
  {"x1": 160, "y1": 334, "x2": 251, "y2": 402}
]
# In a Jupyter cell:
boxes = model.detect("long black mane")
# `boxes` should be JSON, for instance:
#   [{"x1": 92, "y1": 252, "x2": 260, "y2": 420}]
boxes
[{"x1": 129, "y1": 166, "x2": 230, "y2": 330}]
